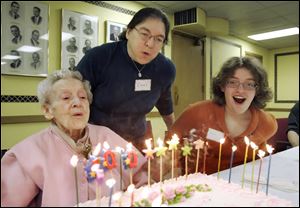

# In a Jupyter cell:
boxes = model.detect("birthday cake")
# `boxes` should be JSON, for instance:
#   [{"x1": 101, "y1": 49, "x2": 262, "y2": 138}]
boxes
[{"x1": 77, "y1": 172, "x2": 293, "y2": 207}]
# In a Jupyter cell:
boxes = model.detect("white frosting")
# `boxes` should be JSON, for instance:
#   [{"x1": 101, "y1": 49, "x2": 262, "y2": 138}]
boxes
[{"x1": 78, "y1": 173, "x2": 293, "y2": 207}]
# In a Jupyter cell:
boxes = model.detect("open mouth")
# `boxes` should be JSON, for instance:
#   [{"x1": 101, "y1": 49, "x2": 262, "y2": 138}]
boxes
[{"x1": 233, "y1": 96, "x2": 246, "y2": 104}]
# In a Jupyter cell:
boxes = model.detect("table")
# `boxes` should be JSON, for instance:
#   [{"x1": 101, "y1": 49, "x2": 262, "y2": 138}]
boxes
[{"x1": 212, "y1": 146, "x2": 299, "y2": 206}]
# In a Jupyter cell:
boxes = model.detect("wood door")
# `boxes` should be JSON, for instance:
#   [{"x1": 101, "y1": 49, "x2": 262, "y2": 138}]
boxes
[{"x1": 171, "y1": 32, "x2": 205, "y2": 118}]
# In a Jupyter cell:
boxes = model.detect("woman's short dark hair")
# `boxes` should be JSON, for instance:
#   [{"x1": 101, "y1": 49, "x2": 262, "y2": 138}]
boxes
[
  {"x1": 212, "y1": 56, "x2": 273, "y2": 109},
  {"x1": 119, "y1": 7, "x2": 170, "y2": 44}
]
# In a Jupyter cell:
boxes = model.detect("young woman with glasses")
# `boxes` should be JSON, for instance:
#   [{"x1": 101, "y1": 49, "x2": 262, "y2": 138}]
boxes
[
  {"x1": 166, "y1": 56, "x2": 277, "y2": 175},
  {"x1": 77, "y1": 8, "x2": 176, "y2": 155}
]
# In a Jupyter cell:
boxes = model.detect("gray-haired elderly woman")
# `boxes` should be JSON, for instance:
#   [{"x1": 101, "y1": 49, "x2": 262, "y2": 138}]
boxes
[{"x1": 1, "y1": 69, "x2": 147, "y2": 207}]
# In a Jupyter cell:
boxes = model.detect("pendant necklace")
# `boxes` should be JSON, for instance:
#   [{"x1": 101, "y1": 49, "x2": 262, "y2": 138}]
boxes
[{"x1": 131, "y1": 59, "x2": 146, "y2": 78}]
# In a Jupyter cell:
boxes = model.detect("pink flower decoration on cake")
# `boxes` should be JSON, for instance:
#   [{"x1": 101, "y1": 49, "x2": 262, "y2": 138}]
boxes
[
  {"x1": 163, "y1": 186, "x2": 176, "y2": 200},
  {"x1": 148, "y1": 190, "x2": 160, "y2": 202},
  {"x1": 175, "y1": 185, "x2": 187, "y2": 195}
]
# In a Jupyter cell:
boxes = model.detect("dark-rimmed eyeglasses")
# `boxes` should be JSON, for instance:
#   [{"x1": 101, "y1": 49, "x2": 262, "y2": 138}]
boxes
[
  {"x1": 133, "y1": 27, "x2": 165, "y2": 46},
  {"x1": 226, "y1": 79, "x2": 257, "y2": 90}
]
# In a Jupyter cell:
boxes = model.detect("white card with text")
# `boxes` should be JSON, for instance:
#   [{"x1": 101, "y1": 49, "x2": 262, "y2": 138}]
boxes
[
  {"x1": 206, "y1": 128, "x2": 225, "y2": 142},
  {"x1": 135, "y1": 79, "x2": 151, "y2": 91}
]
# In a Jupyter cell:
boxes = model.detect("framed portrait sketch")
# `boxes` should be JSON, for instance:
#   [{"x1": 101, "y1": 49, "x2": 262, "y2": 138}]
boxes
[
  {"x1": 106, "y1": 20, "x2": 127, "y2": 43},
  {"x1": 61, "y1": 9, "x2": 99, "y2": 71},
  {"x1": 1, "y1": 1, "x2": 49, "y2": 77}
]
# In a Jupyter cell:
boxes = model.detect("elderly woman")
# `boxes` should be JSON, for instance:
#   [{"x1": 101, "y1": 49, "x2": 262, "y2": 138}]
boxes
[{"x1": 1, "y1": 70, "x2": 147, "y2": 206}]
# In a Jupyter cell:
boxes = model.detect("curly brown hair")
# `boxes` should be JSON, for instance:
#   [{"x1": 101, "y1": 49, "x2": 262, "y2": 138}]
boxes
[{"x1": 212, "y1": 56, "x2": 273, "y2": 109}]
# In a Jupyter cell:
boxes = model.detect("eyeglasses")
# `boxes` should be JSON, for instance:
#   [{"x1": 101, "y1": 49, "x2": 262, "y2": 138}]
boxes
[
  {"x1": 133, "y1": 27, "x2": 165, "y2": 46},
  {"x1": 226, "y1": 79, "x2": 257, "y2": 91}
]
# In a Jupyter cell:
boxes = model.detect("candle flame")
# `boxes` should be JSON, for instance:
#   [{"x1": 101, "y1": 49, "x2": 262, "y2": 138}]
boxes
[
  {"x1": 157, "y1": 137, "x2": 163, "y2": 147},
  {"x1": 266, "y1": 144, "x2": 274, "y2": 153},
  {"x1": 172, "y1": 134, "x2": 180, "y2": 140},
  {"x1": 170, "y1": 134, "x2": 180, "y2": 144},
  {"x1": 257, "y1": 149, "x2": 266, "y2": 158},
  {"x1": 115, "y1": 146, "x2": 124, "y2": 153},
  {"x1": 232, "y1": 145, "x2": 237, "y2": 152},
  {"x1": 244, "y1": 136, "x2": 250, "y2": 145},
  {"x1": 92, "y1": 143, "x2": 101, "y2": 156},
  {"x1": 103, "y1": 141, "x2": 110, "y2": 150},
  {"x1": 105, "y1": 178, "x2": 116, "y2": 188},
  {"x1": 126, "y1": 143, "x2": 133, "y2": 151},
  {"x1": 70, "y1": 155, "x2": 78, "y2": 167},
  {"x1": 250, "y1": 141, "x2": 258, "y2": 150},
  {"x1": 220, "y1": 138, "x2": 225, "y2": 144},
  {"x1": 166, "y1": 134, "x2": 180, "y2": 150},
  {"x1": 145, "y1": 138, "x2": 152, "y2": 149}
]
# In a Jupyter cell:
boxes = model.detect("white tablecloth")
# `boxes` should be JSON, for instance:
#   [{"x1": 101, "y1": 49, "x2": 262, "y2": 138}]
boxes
[{"x1": 212, "y1": 146, "x2": 299, "y2": 206}]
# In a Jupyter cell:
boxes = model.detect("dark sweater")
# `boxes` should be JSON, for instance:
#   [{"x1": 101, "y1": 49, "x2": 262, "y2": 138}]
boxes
[{"x1": 77, "y1": 40, "x2": 175, "y2": 141}]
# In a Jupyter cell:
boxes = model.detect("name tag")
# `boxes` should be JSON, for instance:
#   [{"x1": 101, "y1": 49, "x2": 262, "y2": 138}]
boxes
[
  {"x1": 135, "y1": 79, "x2": 151, "y2": 91},
  {"x1": 206, "y1": 128, "x2": 225, "y2": 142}
]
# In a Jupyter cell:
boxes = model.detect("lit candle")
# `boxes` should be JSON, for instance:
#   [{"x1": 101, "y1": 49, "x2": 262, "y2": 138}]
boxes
[
  {"x1": 193, "y1": 138, "x2": 204, "y2": 174},
  {"x1": 166, "y1": 134, "x2": 180, "y2": 179},
  {"x1": 93, "y1": 144, "x2": 102, "y2": 206},
  {"x1": 256, "y1": 150, "x2": 266, "y2": 193},
  {"x1": 265, "y1": 144, "x2": 274, "y2": 196},
  {"x1": 155, "y1": 138, "x2": 168, "y2": 183},
  {"x1": 142, "y1": 138, "x2": 156, "y2": 187},
  {"x1": 106, "y1": 178, "x2": 116, "y2": 207},
  {"x1": 241, "y1": 136, "x2": 250, "y2": 188},
  {"x1": 92, "y1": 143, "x2": 101, "y2": 156},
  {"x1": 217, "y1": 138, "x2": 226, "y2": 179},
  {"x1": 250, "y1": 141, "x2": 258, "y2": 191},
  {"x1": 70, "y1": 155, "x2": 79, "y2": 207},
  {"x1": 127, "y1": 184, "x2": 135, "y2": 207},
  {"x1": 115, "y1": 146, "x2": 125, "y2": 191},
  {"x1": 84, "y1": 143, "x2": 102, "y2": 206},
  {"x1": 203, "y1": 141, "x2": 208, "y2": 174},
  {"x1": 228, "y1": 145, "x2": 237, "y2": 183},
  {"x1": 91, "y1": 164, "x2": 104, "y2": 207},
  {"x1": 181, "y1": 139, "x2": 193, "y2": 179},
  {"x1": 125, "y1": 143, "x2": 138, "y2": 185},
  {"x1": 103, "y1": 142, "x2": 117, "y2": 176}
]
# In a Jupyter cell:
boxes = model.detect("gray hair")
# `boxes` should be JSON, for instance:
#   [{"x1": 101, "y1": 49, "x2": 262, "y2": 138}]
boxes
[{"x1": 37, "y1": 69, "x2": 93, "y2": 106}]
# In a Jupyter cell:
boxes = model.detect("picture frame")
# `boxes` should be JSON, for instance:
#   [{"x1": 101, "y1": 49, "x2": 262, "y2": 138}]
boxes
[
  {"x1": 106, "y1": 20, "x2": 127, "y2": 43},
  {"x1": 1, "y1": 1, "x2": 49, "y2": 77},
  {"x1": 61, "y1": 9, "x2": 99, "y2": 71}
]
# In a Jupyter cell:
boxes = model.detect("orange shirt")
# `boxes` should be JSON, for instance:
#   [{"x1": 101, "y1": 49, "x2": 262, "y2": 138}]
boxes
[{"x1": 167, "y1": 100, "x2": 277, "y2": 175}]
